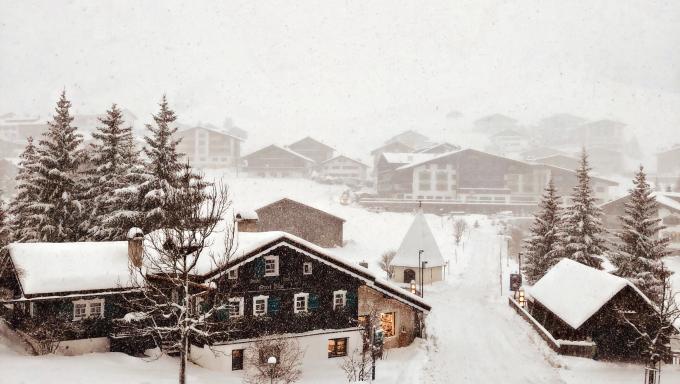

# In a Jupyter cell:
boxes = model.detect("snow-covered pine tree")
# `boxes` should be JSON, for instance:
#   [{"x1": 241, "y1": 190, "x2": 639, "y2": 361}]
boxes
[
  {"x1": 28, "y1": 91, "x2": 86, "y2": 242},
  {"x1": 551, "y1": 149, "x2": 607, "y2": 269},
  {"x1": 140, "y1": 95, "x2": 184, "y2": 232},
  {"x1": 84, "y1": 104, "x2": 146, "y2": 240},
  {"x1": 0, "y1": 193, "x2": 8, "y2": 245},
  {"x1": 522, "y1": 179, "x2": 562, "y2": 284},
  {"x1": 610, "y1": 166, "x2": 671, "y2": 304},
  {"x1": 8, "y1": 137, "x2": 42, "y2": 242}
]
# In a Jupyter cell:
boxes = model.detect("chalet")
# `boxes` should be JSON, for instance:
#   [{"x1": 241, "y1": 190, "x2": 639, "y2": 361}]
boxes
[
  {"x1": 241, "y1": 144, "x2": 315, "y2": 178},
  {"x1": 384, "y1": 130, "x2": 429, "y2": 149},
  {"x1": 176, "y1": 126, "x2": 243, "y2": 168},
  {"x1": 570, "y1": 119, "x2": 625, "y2": 150},
  {"x1": 656, "y1": 145, "x2": 680, "y2": 191},
  {"x1": 414, "y1": 142, "x2": 461, "y2": 154},
  {"x1": 531, "y1": 154, "x2": 580, "y2": 171},
  {"x1": 374, "y1": 149, "x2": 617, "y2": 210},
  {"x1": 318, "y1": 155, "x2": 369, "y2": 185},
  {"x1": 520, "y1": 147, "x2": 567, "y2": 162},
  {"x1": 535, "y1": 114, "x2": 587, "y2": 147},
  {"x1": 245, "y1": 198, "x2": 345, "y2": 248},
  {"x1": 587, "y1": 147, "x2": 624, "y2": 175},
  {"x1": 287, "y1": 137, "x2": 335, "y2": 164},
  {"x1": 525, "y1": 259, "x2": 673, "y2": 361},
  {"x1": 600, "y1": 191, "x2": 680, "y2": 254},
  {"x1": 370, "y1": 141, "x2": 416, "y2": 170},
  {"x1": 391, "y1": 211, "x2": 445, "y2": 285}
]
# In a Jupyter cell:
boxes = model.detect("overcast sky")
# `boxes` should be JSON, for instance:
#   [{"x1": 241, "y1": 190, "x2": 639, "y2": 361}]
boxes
[{"x1": 1, "y1": 0, "x2": 679, "y2": 157}]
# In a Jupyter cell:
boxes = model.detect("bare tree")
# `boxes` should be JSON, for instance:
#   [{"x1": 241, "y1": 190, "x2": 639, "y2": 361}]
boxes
[
  {"x1": 19, "y1": 314, "x2": 86, "y2": 355},
  {"x1": 244, "y1": 334, "x2": 304, "y2": 384},
  {"x1": 378, "y1": 250, "x2": 396, "y2": 279},
  {"x1": 339, "y1": 348, "x2": 372, "y2": 383},
  {"x1": 340, "y1": 302, "x2": 383, "y2": 382},
  {"x1": 617, "y1": 267, "x2": 680, "y2": 376},
  {"x1": 116, "y1": 170, "x2": 238, "y2": 384},
  {"x1": 453, "y1": 219, "x2": 468, "y2": 247}
]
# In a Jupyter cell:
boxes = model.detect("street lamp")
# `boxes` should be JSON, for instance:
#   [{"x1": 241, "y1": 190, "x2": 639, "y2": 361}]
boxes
[
  {"x1": 421, "y1": 261, "x2": 428, "y2": 298},
  {"x1": 418, "y1": 250, "x2": 424, "y2": 297},
  {"x1": 410, "y1": 280, "x2": 417, "y2": 294},
  {"x1": 267, "y1": 356, "x2": 277, "y2": 384}
]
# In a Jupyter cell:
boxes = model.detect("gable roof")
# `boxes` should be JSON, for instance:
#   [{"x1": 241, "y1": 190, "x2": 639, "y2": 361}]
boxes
[
  {"x1": 385, "y1": 130, "x2": 428, "y2": 145},
  {"x1": 414, "y1": 142, "x2": 461, "y2": 153},
  {"x1": 529, "y1": 259, "x2": 653, "y2": 330},
  {"x1": 7, "y1": 242, "x2": 136, "y2": 296},
  {"x1": 242, "y1": 144, "x2": 315, "y2": 163},
  {"x1": 321, "y1": 155, "x2": 369, "y2": 168},
  {"x1": 200, "y1": 229, "x2": 431, "y2": 312},
  {"x1": 600, "y1": 192, "x2": 680, "y2": 214},
  {"x1": 178, "y1": 126, "x2": 244, "y2": 141},
  {"x1": 381, "y1": 152, "x2": 440, "y2": 166},
  {"x1": 255, "y1": 197, "x2": 345, "y2": 223},
  {"x1": 288, "y1": 137, "x2": 335, "y2": 152},
  {"x1": 370, "y1": 141, "x2": 414, "y2": 155},
  {"x1": 391, "y1": 212, "x2": 445, "y2": 268},
  {"x1": 395, "y1": 148, "x2": 523, "y2": 171}
]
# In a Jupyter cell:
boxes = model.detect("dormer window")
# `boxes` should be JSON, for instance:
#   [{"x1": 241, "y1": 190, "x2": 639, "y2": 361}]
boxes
[
  {"x1": 303, "y1": 262, "x2": 313, "y2": 275},
  {"x1": 228, "y1": 268, "x2": 238, "y2": 280},
  {"x1": 264, "y1": 256, "x2": 279, "y2": 276}
]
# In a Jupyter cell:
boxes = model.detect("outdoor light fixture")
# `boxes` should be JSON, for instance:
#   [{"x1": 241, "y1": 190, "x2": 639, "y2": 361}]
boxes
[
  {"x1": 518, "y1": 289, "x2": 526, "y2": 308},
  {"x1": 410, "y1": 280, "x2": 416, "y2": 294},
  {"x1": 267, "y1": 356, "x2": 277, "y2": 384}
]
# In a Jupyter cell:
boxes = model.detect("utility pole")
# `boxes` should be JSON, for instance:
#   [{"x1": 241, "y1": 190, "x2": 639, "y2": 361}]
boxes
[
  {"x1": 421, "y1": 261, "x2": 428, "y2": 298},
  {"x1": 418, "y1": 250, "x2": 424, "y2": 297}
]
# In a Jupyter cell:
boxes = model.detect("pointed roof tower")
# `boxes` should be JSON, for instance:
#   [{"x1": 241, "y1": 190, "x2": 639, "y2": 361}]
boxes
[{"x1": 392, "y1": 211, "x2": 445, "y2": 268}]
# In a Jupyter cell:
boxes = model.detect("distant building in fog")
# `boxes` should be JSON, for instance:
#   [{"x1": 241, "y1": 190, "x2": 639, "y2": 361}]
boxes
[
  {"x1": 489, "y1": 129, "x2": 529, "y2": 155},
  {"x1": 242, "y1": 144, "x2": 315, "y2": 178},
  {"x1": 414, "y1": 142, "x2": 460, "y2": 154},
  {"x1": 176, "y1": 126, "x2": 243, "y2": 168},
  {"x1": 318, "y1": 155, "x2": 369, "y2": 185},
  {"x1": 287, "y1": 137, "x2": 335, "y2": 164},
  {"x1": 473, "y1": 114, "x2": 518, "y2": 135},
  {"x1": 569, "y1": 119, "x2": 625, "y2": 149},
  {"x1": 657, "y1": 146, "x2": 680, "y2": 190},
  {"x1": 532, "y1": 154, "x2": 580, "y2": 171},
  {"x1": 384, "y1": 130, "x2": 430, "y2": 149}
]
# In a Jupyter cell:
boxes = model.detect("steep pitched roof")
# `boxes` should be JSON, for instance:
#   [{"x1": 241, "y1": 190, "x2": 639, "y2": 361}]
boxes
[
  {"x1": 321, "y1": 155, "x2": 369, "y2": 168},
  {"x1": 288, "y1": 136, "x2": 335, "y2": 152},
  {"x1": 255, "y1": 197, "x2": 346, "y2": 222},
  {"x1": 381, "y1": 152, "x2": 440, "y2": 166},
  {"x1": 529, "y1": 259, "x2": 653, "y2": 330},
  {"x1": 391, "y1": 212, "x2": 445, "y2": 268},
  {"x1": 242, "y1": 144, "x2": 315, "y2": 163},
  {"x1": 178, "y1": 126, "x2": 244, "y2": 141}
]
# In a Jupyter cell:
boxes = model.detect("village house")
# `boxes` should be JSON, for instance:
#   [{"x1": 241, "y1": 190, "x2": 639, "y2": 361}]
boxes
[
  {"x1": 656, "y1": 145, "x2": 680, "y2": 191},
  {"x1": 241, "y1": 198, "x2": 345, "y2": 248},
  {"x1": 570, "y1": 119, "x2": 625, "y2": 150},
  {"x1": 370, "y1": 148, "x2": 617, "y2": 213},
  {"x1": 176, "y1": 126, "x2": 243, "y2": 169},
  {"x1": 370, "y1": 141, "x2": 416, "y2": 170},
  {"x1": 318, "y1": 155, "x2": 369, "y2": 186},
  {"x1": 414, "y1": 142, "x2": 461, "y2": 154},
  {"x1": 531, "y1": 154, "x2": 580, "y2": 171},
  {"x1": 384, "y1": 130, "x2": 430, "y2": 149},
  {"x1": 390, "y1": 211, "x2": 445, "y2": 286},
  {"x1": 241, "y1": 144, "x2": 315, "y2": 178},
  {"x1": 473, "y1": 114, "x2": 518, "y2": 135},
  {"x1": 520, "y1": 146, "x2": 568, "y2": 162},
  {"x1": 286, "y1": 137, "x2": 335, "y2": 164},
  {"x1": 520, "y1": 259, "x2": 676, "y2": 361}
]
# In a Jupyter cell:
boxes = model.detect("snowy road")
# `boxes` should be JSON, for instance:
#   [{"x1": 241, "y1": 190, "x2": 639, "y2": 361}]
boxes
[{"x1": 422, "y1": 221, "x2": 565, "y2": 384}]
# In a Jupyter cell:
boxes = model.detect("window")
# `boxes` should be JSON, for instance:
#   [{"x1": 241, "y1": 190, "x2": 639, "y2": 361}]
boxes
[
  {"x1": 328, "y1": 338, "x2": 348, "y2": 358},
  {"x1": 333, "y1": 290, "x2": 347, "y2": 310},
  {"x1": 380, "y1": 312, "x2": 396, "y2": 337},
  {"x1": 436, "y1": 171, "x2": 448, "y2": 191},
  {"x1": 303, "y1": 262, "x2": 313, "y2": 275},
  {"x1": 232, "y1": 349, "x2": 244, "y2": 371},
  {"x1": 194, "y1": 296, "x2": 205, "y2": 315},
  {"x1": 253, "y1": 295, "x2": 268, "y2": 316},
  {"x1": 228, "y1": 268, "x2": 238, "y2": 280},
  {"x1": 418, "y1": 171, "x2": 431, "y2": 191},
  {"x1": 72, "y1": 299, "x2": 105, "y2": 321},
  {"x1": 229, "y1": 297, "x2": 244, "y2": 317},
  {"x1": 264, "y1": 255, "x2": 279, "y2": 276},
  {"x1": 294, "y1": 293, "x2": 309, "y2": 314}
]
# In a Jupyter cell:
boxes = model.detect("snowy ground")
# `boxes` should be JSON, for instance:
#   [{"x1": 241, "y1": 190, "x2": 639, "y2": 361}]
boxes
[{"x1": 2, "y1": 174, "x2": 680, "y2": 383}]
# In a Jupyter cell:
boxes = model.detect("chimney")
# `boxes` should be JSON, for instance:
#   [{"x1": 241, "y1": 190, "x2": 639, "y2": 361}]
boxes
[
  {"x1": 127, "y1": 227, "x2": 144, "y2": 268},
  {"x1": 359, "y1": 261, "x2": 369, "y2": 269},
  {"x1": 234, "y1": 210, "x2": 259, "y2": 233}
]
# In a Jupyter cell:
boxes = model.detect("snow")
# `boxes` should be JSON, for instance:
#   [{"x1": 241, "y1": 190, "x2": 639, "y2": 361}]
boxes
[
  {"x1": 234, "y1": 209, "x2": 258, "y2": 221},
  {"x1": 8, "y1": 241, "x2": 136, "y2": 295},
  {"x1": 380, "y1": 152, "x2": 439, "y2": 165},
  {"x1": 391, "y1": 211, "x2": 445, "y2": 268},
  {"x1": 126, "y1": 227, "x2": 143, "y2": 239},
  {"x1": 529, "y1": 258, "x2": 635, "y2": 329}
]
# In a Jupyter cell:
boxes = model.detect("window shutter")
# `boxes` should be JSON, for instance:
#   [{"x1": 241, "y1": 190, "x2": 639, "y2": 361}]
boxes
[
  {"x1": 346, "y1": 290, "x2": 357, "y2": 308},
  {"x1": 308, "y1": 294, "x2": 319, "y2": 311},
  {"x1": 60, "y1": 301, "x2": 72, "y2": 316},
  {"x1": 216, "y1": 307, "x2": 229, "y2": 321},
  {"x1": 104, "y1": 300, "x2": 115, "y2": 318},
  {"x1": 255, "y1": 257, "x2": 265, "y2": 277},
  {"x1": 268, "y1": 297, "x2": 281, "y2": 314}
]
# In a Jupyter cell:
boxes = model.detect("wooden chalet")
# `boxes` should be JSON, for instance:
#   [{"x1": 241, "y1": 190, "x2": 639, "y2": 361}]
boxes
[
  {"x1": 176, "y1": 126, "x2": 243, "y2": 169},
  {"x1": 241, "y1": 144, "x2": 315, "y2": 178},
  {"x1": 286, "y1": 137, "x2": 335, "y2": 164},
  {"x1": 527, "y1": 259, "x2": 672, "y2": 361},
  {"x1": 414, "y1": 142, "x2": 461, "y2": 154},
  {"x1": 531, "y1": 154, "x2": 580, "y2": 171},
  {"x1": 242, "y1": 198, "x2": 345, "y2": 248},
  {"x1": 318, "y1": 155, "x2": 369, "y2": 186}
]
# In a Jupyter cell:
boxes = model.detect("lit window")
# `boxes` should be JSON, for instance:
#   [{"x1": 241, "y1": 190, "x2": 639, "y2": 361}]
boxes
[
  {"x1": 303, "y1": 262, "x2": 312, "y2": 275},
  {"x1": 72, "y1": 298, "x2": 105, "y2": 321},
  {"x1": 253, "y1": 295, "x2": 268, "y2": 316},
  {"x1": 333, "y1": 290, "x2": 347, "y2": 310},
  {"x1": 264, "y1": 256, "x2": 279, "y2": 276},
  {"x1": 294, "y1": 293, "x2": 309, "y2": 314},
  {"x1": 228, "y1": 268, "x2": 238, "y2": 280},
  {"x1": 232, "y1": 349, "x2": 244, "y2": 371},
  {"x1": 328, "y1": 338, "x2": 348, "y2": 358},
  {"x1": 229, "y1": 297, "x2": 244, "y2": 317},
  {"x1": 380, "y1": 312, "x2": 396, "y2": 337}
]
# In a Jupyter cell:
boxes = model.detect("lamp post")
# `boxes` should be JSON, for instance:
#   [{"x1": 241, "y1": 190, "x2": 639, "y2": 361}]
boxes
[
  {"x1": 421, "y1": 261, "x2": 428, "y2": 298},
  {"x1": 418, "y1": 250, "x2": 424, "y2": 297},
  {"x1": 267, "y1": 356, "x2": 277, "y2": 384}
]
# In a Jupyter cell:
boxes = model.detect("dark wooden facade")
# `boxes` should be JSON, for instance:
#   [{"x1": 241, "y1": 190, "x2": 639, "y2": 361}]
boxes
[
  {"x1": 255, "y1": 198, "x2": 344, "y2": 247},
  {"x1": 242, "y1": 145, "x2": 314, "y2": 178},
  {"x1": 287, "y1": 137, "x2": 334, "y2": 164}
]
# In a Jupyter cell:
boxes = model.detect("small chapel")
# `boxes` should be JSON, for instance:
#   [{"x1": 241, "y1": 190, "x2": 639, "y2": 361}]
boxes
[{"x1": 391, "y1": 211, "x2": 445, "y2": 285}]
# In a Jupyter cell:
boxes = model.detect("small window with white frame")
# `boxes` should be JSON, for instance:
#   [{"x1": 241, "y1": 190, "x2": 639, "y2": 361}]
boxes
[
  {"x1": 333, "y1": 290, "x2": 347, "y2": 310},
  {"x1": 303, "y1": 262, "x2": 312, "y2": 275},
  {"x1": 293, "y1": 292, "x2": 309, "y2": 314},
  {"x1": 253, "y1": 295, "x2": 268, "y2": 316},
  {"x1": 228, "y1": 297, "x2": 244, "y2": 317},
  {"x1": 228, "y1": 267, "x2": 238, "y2": 280},
  {"x1": 72, "y1": 298, "x2": 105, "y2": 321},
  {"x1": 264, "y1": 255, "x2": 279, "y2": 276}
]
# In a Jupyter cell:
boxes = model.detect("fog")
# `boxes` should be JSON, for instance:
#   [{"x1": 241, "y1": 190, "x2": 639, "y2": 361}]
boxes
[{"x1": 1, "y1": 0, "x2": 679, "y2": 160}]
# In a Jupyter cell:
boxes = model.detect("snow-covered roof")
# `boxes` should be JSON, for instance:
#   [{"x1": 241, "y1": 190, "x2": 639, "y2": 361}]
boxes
[
  {"x1": 8, "y1": 242, "x2": 136, "y2": 296},
  {"x1": 235, "y1": 210, "x2": 259, "y2": 221},
  {"x1": 529, "y1": 259, "x2": 653, "y2": 329},
  {"x1": 381, "y1": 152, "x2": 439, "y2": 165},
  {"x1": 321, "y1": 155, "x2": 369, "y2": 168},
  {"x1": 242, "y1": 144, "x2": 315, "y2": 163},
  {"x1": 600, "y1": 192, "x2": 680, "y2": 214},
  {"x1": 254, "y1": 197, "x2": 345, "y2": 222},
  {"x1": 391, "y1": 212, "x2": 445, "y2": 268}
]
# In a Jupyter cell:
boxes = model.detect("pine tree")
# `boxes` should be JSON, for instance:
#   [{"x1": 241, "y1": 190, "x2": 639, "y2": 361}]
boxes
[
  {"x1": 0, "y1": 194, "x2": 8, "y2": 246},
  {"x1": 611, "y1": 166, "x2": 671, "y2": 304},
  {"x1": 140, "y1": 95, "x2": 184, "y2": 232},
  {"x1": 8, "y1": 137, "x2": 41, "y2": 242},
  {"x1": 84, "y1": 104, "x2": 145, "y2": 240},
  {"x1": 29, "y1": 91, "x2": 86, "y2": 242},
  {"x1": 552, "y1": 149, "x2": 607, "y2": 269},
  {"x1": 522, "y1": 179, "x2": 562, "y2": 284}
]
